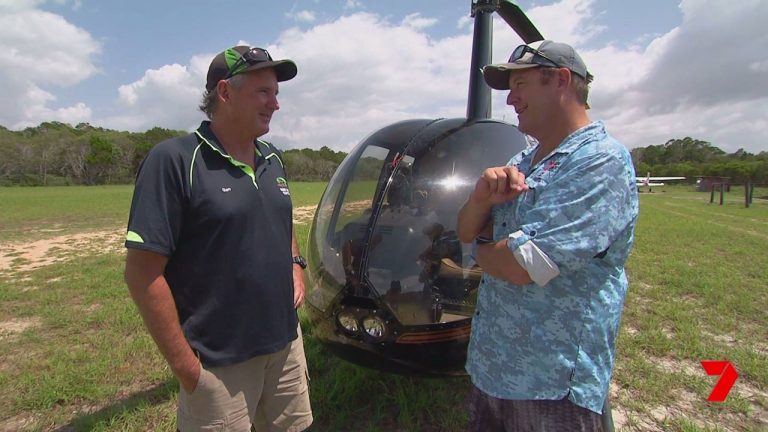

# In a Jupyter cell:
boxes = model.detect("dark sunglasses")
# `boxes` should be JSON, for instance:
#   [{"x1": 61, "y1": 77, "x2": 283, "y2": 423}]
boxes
[
  {"x1": 509, "y1": 44, "x2": 561, "y2": 69},
  {"x1": 224, "y1": 48, "x2": 273, "y2": 80}
]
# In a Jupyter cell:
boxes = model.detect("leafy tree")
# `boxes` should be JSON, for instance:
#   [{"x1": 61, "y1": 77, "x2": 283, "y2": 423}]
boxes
[{"x1": 84, "y1": 135, "x2": 115, "y2": 184}]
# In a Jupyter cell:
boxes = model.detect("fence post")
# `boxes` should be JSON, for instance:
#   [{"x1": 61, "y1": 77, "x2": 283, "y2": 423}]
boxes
[
  {"x1": 745, "y1": 182, "x2": 750, "y2": 208},
  {"x1": 710, "y1": 184, "x2": 716, "y2": 203},
  {"x1": 720, "y1": 183, "x2": 725, "y2": 205}
]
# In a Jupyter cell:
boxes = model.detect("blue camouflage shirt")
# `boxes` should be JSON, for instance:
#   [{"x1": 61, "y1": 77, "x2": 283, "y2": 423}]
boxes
[{"x1": 466, "y1": 121, "x2": 639, "y2": 414}]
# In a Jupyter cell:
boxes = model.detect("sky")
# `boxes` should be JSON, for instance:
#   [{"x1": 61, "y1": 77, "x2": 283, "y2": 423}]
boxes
[{"x1": 1, "y1": 0, "x2": 767, "y2": 154}]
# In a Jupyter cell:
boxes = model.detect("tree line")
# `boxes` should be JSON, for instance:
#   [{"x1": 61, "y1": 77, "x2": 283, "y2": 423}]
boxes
[
  {"x1": 0, "y1": 122, "x2": 346, "y2": 186},
  {"x1": 1, "y1": 123, "x2": 766, "y2": 186},
  {"x1": 630, "y1": 137, "x2": 768, "y2": 184}
]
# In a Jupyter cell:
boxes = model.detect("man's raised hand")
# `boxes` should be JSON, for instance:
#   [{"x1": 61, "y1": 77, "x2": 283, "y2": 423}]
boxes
[{"x1": 472, "y1": 166, "x2": 529, "y2": 205}]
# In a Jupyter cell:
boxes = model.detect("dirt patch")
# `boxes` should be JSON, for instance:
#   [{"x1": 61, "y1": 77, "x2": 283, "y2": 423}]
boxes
[
  {"x1": 0, "y1": 413, "x2": 35, "y2": 432},
  {"x1": 0, "y1": 317, "x2": 41, "y2": 341},
  {"x1": 0, "y1": 229, "x2": 124, "y2": 274},
  {"x1": 0, "y1": 207, "x2": 321, "y2": 277},
  {"x1": 293, "y1": 205, "x2": 317, "y2": 225},
  {"x1": 644, "y1": 355, "x2": 768, "y2": 431},
  {"x1": 702, "y1": 329, "x2": 768, "y2": 357}
]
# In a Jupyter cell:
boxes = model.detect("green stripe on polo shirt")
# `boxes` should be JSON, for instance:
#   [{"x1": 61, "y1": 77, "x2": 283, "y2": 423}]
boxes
[
  {"x1": 126, "y1": 231, "x2": 144, "y2": 243},
  {"x1": 189, "y1": 141, "x2": 204, "y2": 190},
  {"x1": 195, "y1": 130, "x2": 259, "y2": 189},
  {"x1": 257, "y1": 139, "x2": 284, "y2": 168}
]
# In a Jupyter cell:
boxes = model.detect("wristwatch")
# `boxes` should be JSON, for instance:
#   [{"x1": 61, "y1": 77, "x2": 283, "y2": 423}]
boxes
[
  {"x1": 292, "y1": 255, "x2": 307, "y2": 269},
  {"x1": 470, "y1": 236, "x2": 494, "y2": 261}
]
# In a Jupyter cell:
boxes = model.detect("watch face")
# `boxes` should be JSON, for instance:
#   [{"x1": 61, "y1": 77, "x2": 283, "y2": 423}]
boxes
[{"x1": 293, "y1": 255, "x2": 307, "y2": 268}]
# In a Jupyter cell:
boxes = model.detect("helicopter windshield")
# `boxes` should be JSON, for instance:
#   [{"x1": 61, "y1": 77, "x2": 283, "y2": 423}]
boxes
[{"x1": 307, "y1": 118, "x2": 528, "y2": 328}]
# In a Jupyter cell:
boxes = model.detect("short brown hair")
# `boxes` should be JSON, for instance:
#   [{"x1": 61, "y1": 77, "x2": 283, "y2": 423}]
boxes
[
  {"x1": 538, "y1": 68, "x2": 590, "y2": 107},
  {"x1": 198, "y1": 74, "x2": 248, "y2": 119}
]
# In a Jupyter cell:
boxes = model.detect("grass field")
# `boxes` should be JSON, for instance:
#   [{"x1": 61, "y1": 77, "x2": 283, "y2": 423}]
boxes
[{"x1": 0, "y1": 184, "x2": 766, "y2": 431}]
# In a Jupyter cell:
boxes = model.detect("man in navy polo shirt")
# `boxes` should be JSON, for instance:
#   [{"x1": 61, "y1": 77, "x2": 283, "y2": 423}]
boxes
[{"x1": 124, "y1": 45, "x2": 312, "y2": 431}]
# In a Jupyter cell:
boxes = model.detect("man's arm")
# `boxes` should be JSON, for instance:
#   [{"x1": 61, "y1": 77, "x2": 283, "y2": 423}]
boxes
[
  {"x1": 291, "y1": 225, "x2": 305, "y2": 308},
  {"x1": 474, "y1": 240, "x2": 534, "y2": 285},
  {"x1": 457, "y1": 194, "x2": 494, "y2": 244},
  {"x1": 457, "y1": 164, "x2": 536, "y2": 284},
  {"x1": 124, "y1": 248, "x2": 199, "y2": 393}
]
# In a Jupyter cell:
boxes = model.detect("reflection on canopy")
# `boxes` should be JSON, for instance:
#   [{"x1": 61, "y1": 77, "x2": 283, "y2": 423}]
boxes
[{"x1": 304, "y1": 117, "x2": 528, "y2": 374}]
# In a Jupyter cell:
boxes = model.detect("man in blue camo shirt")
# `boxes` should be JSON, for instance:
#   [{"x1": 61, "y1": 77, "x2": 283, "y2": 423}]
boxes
[{"x1": 457, "y1": 40, "x2": 639, "y2": 431}]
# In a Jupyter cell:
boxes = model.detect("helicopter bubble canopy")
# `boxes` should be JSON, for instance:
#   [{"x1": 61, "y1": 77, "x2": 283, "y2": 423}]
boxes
[{"x1": 305, "y1": 117, "x2": 529, "y2": 373}]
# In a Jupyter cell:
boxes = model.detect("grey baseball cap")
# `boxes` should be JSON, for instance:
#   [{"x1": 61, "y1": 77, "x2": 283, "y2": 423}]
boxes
[{"x1": 483, "y1": 40, "x2": 593, "y2": 90}]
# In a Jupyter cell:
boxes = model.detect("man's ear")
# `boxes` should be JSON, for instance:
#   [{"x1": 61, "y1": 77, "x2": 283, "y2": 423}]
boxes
[
  {"x1": 556, "y1": 68, "x2": 572, "y2": 89},
  {"x1": 216, "y1": 79, "x2": 230, "y2": 102}
]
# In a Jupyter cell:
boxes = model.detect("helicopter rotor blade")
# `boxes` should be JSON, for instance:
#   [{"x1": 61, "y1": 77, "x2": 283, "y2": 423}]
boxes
[{"x1": 497, "y1": 1, "x2": 544, "y2": 43}]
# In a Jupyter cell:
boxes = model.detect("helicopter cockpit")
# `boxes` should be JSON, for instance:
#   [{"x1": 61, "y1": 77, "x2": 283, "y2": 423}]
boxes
[{"x1": 305, "y1": 116, "x2": 528, "y2": 373}]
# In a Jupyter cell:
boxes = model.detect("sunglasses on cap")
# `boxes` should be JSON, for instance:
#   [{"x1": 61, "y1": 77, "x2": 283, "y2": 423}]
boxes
[
  {"x1": 509, "y1": 44, "x2": 561, "y2": 69},
  {"x1": 224, "y1": 47, "x2": 274, "y2": 80}
]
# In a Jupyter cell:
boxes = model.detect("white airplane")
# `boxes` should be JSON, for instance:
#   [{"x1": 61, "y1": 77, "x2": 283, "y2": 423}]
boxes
[{"x1": 636, "y1": 172, "x2": 685, "y2": 191}]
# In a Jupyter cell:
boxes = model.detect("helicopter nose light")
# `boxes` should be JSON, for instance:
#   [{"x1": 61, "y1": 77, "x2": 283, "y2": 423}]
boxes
[
  {"x1": 337, "y1": 312, "x2": 360, "y2": 334},
  {"x1": 362, "y1": 316, "x2": 387, "y2": 339}
]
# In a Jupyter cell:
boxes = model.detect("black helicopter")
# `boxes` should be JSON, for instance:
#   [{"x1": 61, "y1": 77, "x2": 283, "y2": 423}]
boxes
[
  {"x1": 302, "y1": 1, "x2": 615, "y2": 428},
  {"x1": 304, "y1": 0, "x2": 535, "y2": 374}
]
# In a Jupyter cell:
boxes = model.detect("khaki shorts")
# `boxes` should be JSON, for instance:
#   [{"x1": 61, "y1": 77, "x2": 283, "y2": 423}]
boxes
[{"x1": 177, "y1": 324, "x2": 313, "y2": 432}]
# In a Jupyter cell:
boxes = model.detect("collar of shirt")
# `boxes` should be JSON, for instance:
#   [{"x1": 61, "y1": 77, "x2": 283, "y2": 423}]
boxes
[{"x1": 513, "y1": 121, "x2": 607, "y2": 175}]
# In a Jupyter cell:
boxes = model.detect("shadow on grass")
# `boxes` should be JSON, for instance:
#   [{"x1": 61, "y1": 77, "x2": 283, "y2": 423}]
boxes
[{"x1": 52, "y1": 379, "x2": 177, "y2": 431}]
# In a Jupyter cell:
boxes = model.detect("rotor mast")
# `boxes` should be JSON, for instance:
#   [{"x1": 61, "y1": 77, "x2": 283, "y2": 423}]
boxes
[
  {"x1": 466, "y1": 0, "x2": 545, "y2": 121},
  {"x1": 466, "y1": 0, "x2": 495, "y2": 121}
]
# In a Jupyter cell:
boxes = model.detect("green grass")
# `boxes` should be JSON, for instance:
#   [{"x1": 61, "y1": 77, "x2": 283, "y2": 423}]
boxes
[
  {"x1": 614, "y1": 185, "x2": 767, "y2": 430},
  {"x1": 287, "y1": 181, "x2": 329, "y2": 209},
  {"x1": 0, "y1": 185, "x2": 134, "y2": 243},
  {"x1": 0, "y1": 184, "x2": 766, "y2": 431},
  {"x1": 0, "y1": 183, "x2": 325, "y2": 244}
]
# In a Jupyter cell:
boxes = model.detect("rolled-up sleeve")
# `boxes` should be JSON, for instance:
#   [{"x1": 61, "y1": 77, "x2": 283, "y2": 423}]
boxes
[{"x1": 507, "y1": 230, "x2": 560, "y2": 286}]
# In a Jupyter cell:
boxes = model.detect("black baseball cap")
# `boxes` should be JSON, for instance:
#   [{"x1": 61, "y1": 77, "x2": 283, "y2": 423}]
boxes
[
  {"x1": 483, "y1": 40, "x2": 592, "y2": 90},
  {"x1": 206, "y1": 45, "x2": 297, "y2": 91}
]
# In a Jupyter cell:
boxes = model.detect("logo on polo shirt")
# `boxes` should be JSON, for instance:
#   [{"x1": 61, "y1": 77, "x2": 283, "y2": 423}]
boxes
[
  {"x1": 222, "y1": 187, "x2": 232, "y2": 193},
  {"x1": 531, "y1": 159, "x2": 560, "y2": 181},
  {"x1": 276, "y1": 177, "x2": 290, "y2": 196}
]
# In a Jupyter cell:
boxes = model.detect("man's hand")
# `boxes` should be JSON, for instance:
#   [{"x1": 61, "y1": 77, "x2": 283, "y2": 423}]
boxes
[
  {"x1": 472, "y1": 166, "x2": 529, "y2": 205},
  {"x1": 293, "y1": 264, "x2": 305, "y2": 308},
  {"x1": 175, "y1": 359, "x2": 202, "y2": 394},
  {"x1": 124, "y1": 248, "x2": 202, "y2": 395}
]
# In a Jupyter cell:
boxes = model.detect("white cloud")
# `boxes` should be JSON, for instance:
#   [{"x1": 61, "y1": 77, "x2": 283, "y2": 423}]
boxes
[
  {"x1": 525, "y1": 0, "x2": 605, "y2": 46},
  {"x1": 0, "y1": 0, "x2": 45, "y2": 12},
  {"x1": 12, "y1": 0, "x2": 761, "y2": 155},
  {"x1": 749, "y1": 60, "x2": 768, "y2": 73},
  {"x1": 485, "y1": 0, "x2": 768, "y2": 153},
  {"x1": 1, "y1": 78, "x2": 92, "y2": 129},
  {"x1": 95, "y1": 0, "x2": 768, "y2": 154},
  {"x1": 287, "y1": 10, "x2": 316, "y2": 23},
  {"x1": 102, "y1": 63, "x2": 203, "y2": 132},
  {"x1": 343, "y1": 0, "x2": 362, "y2": 10},
  {"x1": 0, "y1": 8, "x2": 100, "y2": 128},
  {"x1": 263, "y1": 12, "x2": 472, "y2": 151},
  {"x1": 402, "y1": 13, "x2": 438, "y2": 30},
  {"x1": 586, "y1": 0, "x2": 768, "y2": 152},
  {"x1": 457, "y1": 16, "x2": 472, "y2": 30},
  {"x1": 0, "y1": 0, "x2": 80, "y2": 12}
]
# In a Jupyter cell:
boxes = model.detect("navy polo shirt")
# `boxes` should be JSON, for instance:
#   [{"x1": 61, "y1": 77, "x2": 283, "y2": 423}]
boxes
[{"x1": 125, "y1": 121, "x2": 298, "y2": 367}]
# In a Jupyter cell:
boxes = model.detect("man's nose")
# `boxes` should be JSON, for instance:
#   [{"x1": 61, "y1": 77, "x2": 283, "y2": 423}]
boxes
[{"x1": 506, "y1": 90, "x2": 517, "y2": 106}]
